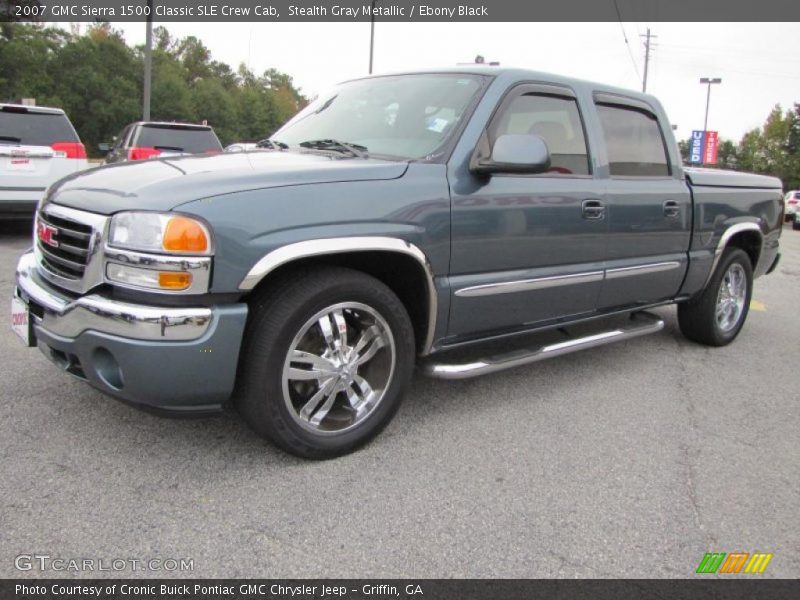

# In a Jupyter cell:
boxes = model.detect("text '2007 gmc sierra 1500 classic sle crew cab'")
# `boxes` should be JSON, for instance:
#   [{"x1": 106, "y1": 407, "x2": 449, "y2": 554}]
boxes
[{"x1": 12, "y1": 68, "x2": 783, "y2": 458}]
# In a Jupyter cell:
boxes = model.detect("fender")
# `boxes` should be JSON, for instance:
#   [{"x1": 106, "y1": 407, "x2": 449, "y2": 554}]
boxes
[{"x1": 238, "y1": 236, "x2": 438, "y2": 354}]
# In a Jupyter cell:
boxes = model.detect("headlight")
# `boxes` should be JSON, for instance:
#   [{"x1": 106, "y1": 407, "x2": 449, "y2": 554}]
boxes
[{"x1": 108, "y1": 212, "x2": 212, "y2": 255}]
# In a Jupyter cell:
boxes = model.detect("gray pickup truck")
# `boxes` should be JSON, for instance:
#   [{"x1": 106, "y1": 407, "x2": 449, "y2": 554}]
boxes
[{"x1": 13, "y1": 68, "x2": 783, "y2": 458}]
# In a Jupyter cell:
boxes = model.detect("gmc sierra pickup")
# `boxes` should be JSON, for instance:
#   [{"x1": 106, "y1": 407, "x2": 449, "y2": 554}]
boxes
[{"x1": 13, "y1": 68, "x2": 783, "y2": 458}]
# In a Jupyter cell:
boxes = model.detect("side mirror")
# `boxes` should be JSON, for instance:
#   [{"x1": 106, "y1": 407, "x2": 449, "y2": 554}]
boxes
[
  {"x1": 98, "y1": 143, "x2": 111, "y2": 153},
  {"x1": 470, "y1": 133, "x2": 551, "y2": 175}
]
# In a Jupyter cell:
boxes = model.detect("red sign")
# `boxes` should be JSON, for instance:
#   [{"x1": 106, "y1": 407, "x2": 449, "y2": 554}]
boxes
[{"x1": 703, "y1": 131, "x2": 719, "y2": 165}]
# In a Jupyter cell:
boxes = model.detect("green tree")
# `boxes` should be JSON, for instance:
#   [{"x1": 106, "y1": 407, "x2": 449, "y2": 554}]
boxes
[
  {"x1": 0, "y1": 22, "x2": 308, "y2": 152},
  {"x1": 737, "y1": 105, "x2": 800, "y2": 189},
  {"x1": 46, "y1": 24, "x2": 140, "y2": 154}
]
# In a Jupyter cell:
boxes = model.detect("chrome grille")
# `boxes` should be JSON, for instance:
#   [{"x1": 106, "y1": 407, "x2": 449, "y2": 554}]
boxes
[
  {"x1": 35, "y1": 204, "x2": 109, "y2": 294},
  {"x1": 37, "y1": 211, "x2": 93, "y2": 280}
]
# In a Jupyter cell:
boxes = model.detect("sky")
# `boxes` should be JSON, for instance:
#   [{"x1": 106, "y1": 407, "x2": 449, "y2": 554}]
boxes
[{"x1": 111, "y1": 21, "x2": 800, "y2": 143}]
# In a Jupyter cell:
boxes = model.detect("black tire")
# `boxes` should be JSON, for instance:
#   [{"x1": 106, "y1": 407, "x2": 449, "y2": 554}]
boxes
[
  {"x1": 792, "y1": 220, "x2": 800, "y2": 231},
  {"x1": 678, "y1": 247, "x2": 753, "y2": 346},
  {"x1": 236, "y1": 266, "x2": 415, "y2": 459}
]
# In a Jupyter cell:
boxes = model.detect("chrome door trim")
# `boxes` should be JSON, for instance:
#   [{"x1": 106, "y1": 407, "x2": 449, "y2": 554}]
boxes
[
  {"x1": 455, "y1": 271, "x2": 604, "y2": 298},
  {"x1": 605, "y1": 261, "x2": 681, "y2": 280},
  {"x1": 239, "y1": 236, "x2": 438, "y2": 355}
]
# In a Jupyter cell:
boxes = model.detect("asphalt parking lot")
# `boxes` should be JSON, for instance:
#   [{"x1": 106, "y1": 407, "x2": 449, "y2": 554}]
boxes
[{"x1": 1, "y1": 219, "x2": 798, "y2": 579}]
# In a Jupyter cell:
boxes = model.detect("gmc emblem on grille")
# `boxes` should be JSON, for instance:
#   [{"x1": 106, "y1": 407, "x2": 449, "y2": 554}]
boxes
[{"x1": 37, "y1": 222, "x2": 59, "y2": 248}]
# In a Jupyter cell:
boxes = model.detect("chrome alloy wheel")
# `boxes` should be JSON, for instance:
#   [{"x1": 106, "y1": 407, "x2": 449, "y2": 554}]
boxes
[
  {"x1": 282, "y1": 302, "x2": 396, "y2": 434},
  {"x1": 715, "y1": 263, "x2": 747, "y2": 332}
]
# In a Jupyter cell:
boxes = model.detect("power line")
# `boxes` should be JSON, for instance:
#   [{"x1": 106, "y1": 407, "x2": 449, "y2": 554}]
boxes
[{"x1": 613, "y1": 0, "x2": 641, "y2": 84}]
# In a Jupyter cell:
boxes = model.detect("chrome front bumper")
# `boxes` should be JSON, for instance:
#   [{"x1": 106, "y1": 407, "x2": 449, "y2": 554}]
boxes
[
  {"x1": 15, "y1": 251, "x2": 212, "y2": 341},
  {"x1": 14, "y1": 250, "x2": 248, "y2": 412}
]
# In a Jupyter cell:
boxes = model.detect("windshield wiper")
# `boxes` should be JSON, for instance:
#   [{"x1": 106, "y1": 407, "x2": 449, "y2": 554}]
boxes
[
  {"x1": 0, "y1": 135, "x2": 22, "y2": 143},
  {"x1": 298, "y1": 139, "x2": 368, "y2": 158},
  {"x1": 256, "y1": 138, "x2": 289, "y2": 150}
]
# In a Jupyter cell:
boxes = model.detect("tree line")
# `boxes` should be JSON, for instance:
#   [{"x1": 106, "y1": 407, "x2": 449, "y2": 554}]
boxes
[
  {"x1": 0, "y1": 22, "x2": 308, "y2": 155},
  {"x1": 3, "y1": 20, "x2": 798, "y2": 191},
  {"x1": 678, "y1": 104, "x2": 800, "y2": 192}
]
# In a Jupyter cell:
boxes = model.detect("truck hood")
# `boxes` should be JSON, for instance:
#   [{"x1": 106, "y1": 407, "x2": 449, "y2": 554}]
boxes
[
  {"x1": 684, "y1": 167, "x2": 782, "y2": 189},
  {"x1": 44, "y1": 151, "x2": 409, "y2": 214}
]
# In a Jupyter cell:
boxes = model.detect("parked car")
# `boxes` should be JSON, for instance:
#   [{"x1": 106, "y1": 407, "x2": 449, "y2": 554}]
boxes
[
  {"x1": 784, "y1": 190, "x2": 799, "y2": 221},
  {"x1": 0, "y1": 104, "x2": 87, "y2": 219},
  {"x1": 224, "y1": 142, "x2": 259, "y2": 153},
  {"x1": 101, "y1": 121, "x2": 222, "y2": 163},
  {"x1": 13, "y1": 68, "x2": 783, "y2": 458}
]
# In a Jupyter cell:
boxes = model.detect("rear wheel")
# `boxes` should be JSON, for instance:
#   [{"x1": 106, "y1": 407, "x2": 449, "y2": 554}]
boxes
[
  {"x1": 793, "y1": 220, "x2": 800, "y2": 231},
  {"x1": 678, "y1": 247, "x2": 753, "y2": 346},
  {"x1": 237, "y1": 267, "x2": 415, "y2": 459}
]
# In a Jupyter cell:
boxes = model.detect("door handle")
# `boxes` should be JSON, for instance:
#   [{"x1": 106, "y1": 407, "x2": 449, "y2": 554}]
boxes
[
  {"x1": 663, "y1": 200, "x2": 681, "y2": 218},
  {"x1": 582, "y1": 199, "x2": 606, "y2": 220}
]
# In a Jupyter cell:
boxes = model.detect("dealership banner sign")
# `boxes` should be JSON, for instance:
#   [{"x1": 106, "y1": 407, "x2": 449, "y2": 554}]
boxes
[
  {"x1": 690, "y1": 130, "x2": 719, "y2": 165},
  {"x1": 2, "y1": 0, "x2": 800, "y2": 22}
]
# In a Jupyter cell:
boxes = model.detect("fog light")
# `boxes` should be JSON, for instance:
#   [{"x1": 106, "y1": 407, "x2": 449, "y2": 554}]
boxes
[{"x1": 106, "y1": 263, "x2": 192, "y2": 291}]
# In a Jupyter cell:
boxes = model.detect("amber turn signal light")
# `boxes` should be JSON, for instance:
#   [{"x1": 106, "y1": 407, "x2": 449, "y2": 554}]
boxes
[
  {"x1": 163, "y1": 216, "x2": 210, "y2": 253},
  {"x1": 158, "y1": 272, "x2": 193, "y2": 290}
]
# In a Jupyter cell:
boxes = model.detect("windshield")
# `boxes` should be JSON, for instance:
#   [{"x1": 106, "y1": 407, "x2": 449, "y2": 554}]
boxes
[
  {"x1": 0, "y1": 108, "x2": 79, "y2": 146},
  {"x1": 135, "y1": 124, "x2": 222, "y2": 153},
  {"x1": 273, "y1": 74, "x2": 486, "y2": 160}
]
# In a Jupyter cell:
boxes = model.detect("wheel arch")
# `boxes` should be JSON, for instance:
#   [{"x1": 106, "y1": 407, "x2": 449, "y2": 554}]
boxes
[
  {"x1": 239, "y1": 237, "x2": 437, "y2": 355},
  {"x1": 704, "y1": 222, "x2": 763, "y2": 288}
]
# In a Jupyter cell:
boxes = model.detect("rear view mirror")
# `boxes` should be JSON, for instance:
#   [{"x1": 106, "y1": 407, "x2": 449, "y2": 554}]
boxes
[{"x1": 471, "y1": 133, "x2": 551, "y2": 175}]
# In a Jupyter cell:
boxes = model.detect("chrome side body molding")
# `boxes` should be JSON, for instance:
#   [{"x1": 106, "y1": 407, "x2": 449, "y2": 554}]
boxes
[
  {"x1": 605, "y1": 261, "x2": 681, "y2": 279},
  {"x1": 239, "y1": 237, "x2": 438, "y2": 354},
  {"x1": 455, "y1": 261, "x2": 682, "y2": 298},
  {"x1": 455, "y1": 270, "x2": 604, "y2": 298}
]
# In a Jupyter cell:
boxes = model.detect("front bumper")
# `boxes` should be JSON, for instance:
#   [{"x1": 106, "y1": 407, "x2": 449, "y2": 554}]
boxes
[{"x1": 14, "y1": 251, "x2": 248, "y2": 413}]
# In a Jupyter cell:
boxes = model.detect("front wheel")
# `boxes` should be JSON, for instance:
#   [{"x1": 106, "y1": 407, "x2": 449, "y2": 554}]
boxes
[
  {"x1": 678, "y1": 247, "x2": 753, "y2": 346},
  {"x1": 237, "y1": 267, "x2": 415, "y2": 459}
]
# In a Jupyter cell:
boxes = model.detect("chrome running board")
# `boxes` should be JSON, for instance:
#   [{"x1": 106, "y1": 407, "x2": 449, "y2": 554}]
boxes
[{"x1": 421, "y1": 312, "x2": 664, "y2": 380}]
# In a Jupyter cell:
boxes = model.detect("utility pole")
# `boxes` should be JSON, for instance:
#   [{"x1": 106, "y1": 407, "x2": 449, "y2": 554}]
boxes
[
  {"x1": 368, "y1": 0, "x2": 378, "y2": 74},
  {"x1": 143, "y1": 0, "x2": 154, "y2": 120},
  {"x1": 640, "y1": 28, "x2": 657, "y2": 93}
]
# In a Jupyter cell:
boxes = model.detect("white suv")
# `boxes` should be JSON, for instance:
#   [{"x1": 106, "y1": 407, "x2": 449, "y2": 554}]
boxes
[
  {"x1": 784, "y1": 190, "x2": 800, "y2": 221},
  {"x1": 1, "y1": 104, "x2": 88, "y2": 219}
]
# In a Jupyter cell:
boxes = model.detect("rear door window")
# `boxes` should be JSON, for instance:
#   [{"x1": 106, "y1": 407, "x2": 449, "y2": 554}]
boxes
[
  {"x1": 595, "y1": 103, "x2": 670, "y2": 177},
  {"x1": 134, "y1": 125, "x2": 222, "y2": 153},
  {"x1": 0, "y1": 108, "x2": 79, "y2": 146}
]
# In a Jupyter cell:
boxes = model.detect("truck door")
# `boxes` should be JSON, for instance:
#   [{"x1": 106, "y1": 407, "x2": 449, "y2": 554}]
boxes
[
  {"x1": 593, "y1": 94, "x2": 691, "y2": 309},
  {"x1": 447, "y1": 83, "x2": 608, "y2": 340}
]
